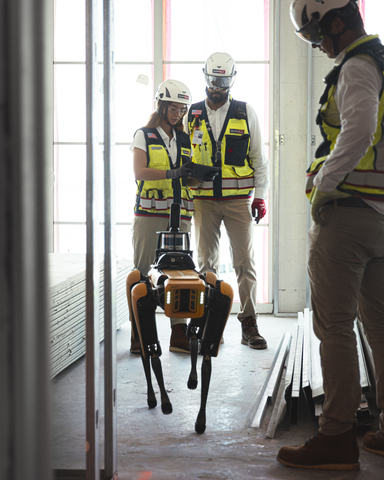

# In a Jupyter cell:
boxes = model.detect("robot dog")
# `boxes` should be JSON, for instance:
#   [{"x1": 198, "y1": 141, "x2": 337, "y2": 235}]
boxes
[{"x1": 126, "y1": 203, "x2": 233, "y2": 433}]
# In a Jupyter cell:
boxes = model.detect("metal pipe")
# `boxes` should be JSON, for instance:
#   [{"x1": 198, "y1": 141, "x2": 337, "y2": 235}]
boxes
[
  {"x1": 103, "y1": 0, "x2": 117, "y2": 477},
  {"x1": 272, "y1": 0, "x2": 281, "y2": 314},
  {"x1": 86, "y1": 0, "x2": 101, "y2": 478},
  {"x1": 306, "y1": 43, "x2": 313, "y2": 308},
  {"x1": 153, "y1": 0, "x2": 163, "y2": 98}
]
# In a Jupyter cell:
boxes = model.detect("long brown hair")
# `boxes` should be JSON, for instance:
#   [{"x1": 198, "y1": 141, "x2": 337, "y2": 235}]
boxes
[{"x1": 144, "y1": 100, "x2": 185, "y2": 132}]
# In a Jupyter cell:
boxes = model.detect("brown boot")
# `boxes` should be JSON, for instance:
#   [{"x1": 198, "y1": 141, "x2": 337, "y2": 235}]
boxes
[
  {"x1": 363, "y1": 430, "x2": 384, "y2": 456},
  {"x1": 130, "y1": 332, "x2": 140, "y2": 354},
  {"x1": 241, "y1": 317, "x2": 267, "y2": 349},
  {"x1": 169, "y1": 323, "x2": 190, "y2": 353},
  {"x1": 277, "y1": 428, "x2": 360, "y2": 471}
]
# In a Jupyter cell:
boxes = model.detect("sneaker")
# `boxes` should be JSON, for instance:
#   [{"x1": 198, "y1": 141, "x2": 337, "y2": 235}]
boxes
[
  {"x1": 241, "y1": 317, "x2": 267, "y2": 349},
  {"x1": 170, "y1": 323, "x2": 190, "y2": 353},
  {"x1": 130, "y1": 333, "x2": 140, "y2": 354},
  {"x1": 276, "y1": 428, "x2": 360, "y2": 471},
  {"x1": 363, "y1": 430, "x2": 384, "y2": 456}
]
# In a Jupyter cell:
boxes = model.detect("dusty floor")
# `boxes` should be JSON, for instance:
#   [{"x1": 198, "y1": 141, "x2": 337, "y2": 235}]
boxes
[{"x1": 52, "y1": 314, "x2": 384, "y2": 479}]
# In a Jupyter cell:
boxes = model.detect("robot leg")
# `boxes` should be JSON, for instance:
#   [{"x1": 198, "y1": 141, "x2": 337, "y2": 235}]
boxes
[
  {"x1": 186, "y1": 271, "x2": 218, "y2": 390},
  {"x1": 195, "y1": 280, "x2": 233, "y2": 434},
  {"x1": 126, "y1": 269, "x2": 142, "y2": 342},
  {"x1": 187, "y1": 312, "x2": 207, "y2": 390},
  {"x1": 200, "y1": 280, "x2": 233, "y2": 357},
  {"x1": 131, "y1": 281, "x2": 172, "y2": 414},
  {"x1": 195, "y1": 351, "x2": 211, "y2": 434}
]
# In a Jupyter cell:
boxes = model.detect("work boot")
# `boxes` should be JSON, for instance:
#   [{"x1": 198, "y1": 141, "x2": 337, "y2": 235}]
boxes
[
  {"x1": 241, "y1": 317, "x2": 267, "y2": 349},
  {"x1": 170, "y1": 323, "x2": 190, "y2": 353},
  {"x1": 363, "y1": 430, "x2": 384, "y2": 456},
  {"x1": 130, "y1": 332, "x2": 140, "y2": 354},
  {"x1": 277, "y1": 428, "x2": 360, "y2": 471}
]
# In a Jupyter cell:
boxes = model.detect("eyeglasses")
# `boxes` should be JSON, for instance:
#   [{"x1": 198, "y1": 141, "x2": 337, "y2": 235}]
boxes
[
  {"x1": 204, "y1": 74, "x2": 234, "y2": 90},
  {"x1": 168, "y1": 105, "x2": 188, "y2": 116},
  {"x1": 296, "y1": 18, "x2": 324, "y2": 45}
]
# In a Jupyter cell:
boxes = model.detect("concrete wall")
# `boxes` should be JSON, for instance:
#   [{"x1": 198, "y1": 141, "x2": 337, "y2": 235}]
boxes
[{"x1": 276, "y1": 1, "x2": 333, "y2": 313}]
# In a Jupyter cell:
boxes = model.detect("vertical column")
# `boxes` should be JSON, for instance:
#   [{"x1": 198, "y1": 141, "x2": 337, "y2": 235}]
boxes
[
  {"x1": 103, "y1": 0, "x2": 117, "y2": 478},
  {"x1": 86, "y1": 0, "x2": 100, "y2": 479},
  {"x1": 306, "y1": 43, "x2": 313, "y2": 308},
  {"x1": 153, "y1": 0, "x2": 163, "y2": 98},
  {"x1": 0, "y1": 0, "x2": 53, "y2": 479},
  {"x1": 272, "y1": 0, "x2": 281, "y2": 314}
]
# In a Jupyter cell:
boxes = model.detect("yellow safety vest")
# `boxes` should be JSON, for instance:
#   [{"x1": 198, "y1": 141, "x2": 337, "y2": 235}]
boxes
[
  {"x1": 187, "y1": 99, "x2": 254, "y2": 200},
  {"x1": 134, "y1": 127, "x2": 194, "y2": 219},
  {"x1": 306, "y1": 35, "x2": 384, "y2": 201}
]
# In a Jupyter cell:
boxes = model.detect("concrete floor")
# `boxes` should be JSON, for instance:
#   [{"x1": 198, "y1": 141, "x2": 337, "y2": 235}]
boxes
[{"x1": 52, "y1": 314, "x2": 384, "y2": 479}]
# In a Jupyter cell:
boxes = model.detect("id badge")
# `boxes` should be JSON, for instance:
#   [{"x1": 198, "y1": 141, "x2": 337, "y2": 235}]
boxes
[{"x1": 192, "y1": 129, "x2": 203, "y2": 145}]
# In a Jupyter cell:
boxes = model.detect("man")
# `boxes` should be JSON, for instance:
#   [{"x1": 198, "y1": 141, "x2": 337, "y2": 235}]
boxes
[
  {"x1": 183, "y1": 52, "x2": 270, "y2": 349},
  {"x1": 277, "y1": 0, "x2": 384, "y2": 471}
]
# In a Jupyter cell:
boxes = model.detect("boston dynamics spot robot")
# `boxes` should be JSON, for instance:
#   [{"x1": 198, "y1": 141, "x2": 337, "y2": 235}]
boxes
[{"x1": 126, "y1": 203, "x2": 233, "y2": 433}]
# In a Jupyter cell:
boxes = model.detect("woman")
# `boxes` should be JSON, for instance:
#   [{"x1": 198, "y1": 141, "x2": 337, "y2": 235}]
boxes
[{"x1": 130, "y1": 79, "x2": 194, "y2": 354}]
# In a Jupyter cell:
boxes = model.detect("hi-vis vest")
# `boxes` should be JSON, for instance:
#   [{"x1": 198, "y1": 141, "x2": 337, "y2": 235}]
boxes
[
  {"x1": 306, "y1": 35, "x2": 384, "y2": 201},
  {"x1": 187, "y1": 99, "x2": 254, "y2": 200},
  {"x1": 134, "y1": 127, "x2": 194, "y2": 219}
]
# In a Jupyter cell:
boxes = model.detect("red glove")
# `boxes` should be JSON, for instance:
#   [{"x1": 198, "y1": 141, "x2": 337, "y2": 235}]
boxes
[{"x1": 251, "y1": 199, "x2": 266, "y2": 223}]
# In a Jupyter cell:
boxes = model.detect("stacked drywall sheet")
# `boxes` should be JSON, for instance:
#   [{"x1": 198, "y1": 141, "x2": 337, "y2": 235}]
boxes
[
  {"x1": 49, "y1": 254, "x2": 132, "y2": 379},
  {"x1": 251, "y1": 331, "x2": 292, "y2": 429},
  {"x1": 254, "y1": 309, "x2": 375, "y2": 438}
]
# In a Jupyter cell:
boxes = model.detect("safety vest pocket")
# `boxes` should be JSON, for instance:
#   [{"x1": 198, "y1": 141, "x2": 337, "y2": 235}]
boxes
[
  {"x1": 145, "y1": 188, "x2": 163, "y2": 199},
  {"x1": 224, "y1": 134, "x2": 250, "y2": 167}
]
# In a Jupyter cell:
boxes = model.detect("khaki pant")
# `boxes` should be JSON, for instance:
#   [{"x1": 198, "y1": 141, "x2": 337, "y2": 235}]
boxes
[
  {"x1": 193, "y1": 198, "x2": 258, "y2": 321},
  {"x1": 132, "y1": 215, "x2": 191, "y2": 326},
  {"x1": 308, "y1": 203, "x2": 384, "y2": 435}
]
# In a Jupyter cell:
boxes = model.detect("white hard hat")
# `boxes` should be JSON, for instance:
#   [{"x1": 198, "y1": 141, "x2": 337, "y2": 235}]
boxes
[
  {"x1": 155, "y1": 79, "x2": 192, "y2": 105},
  {"x1": 203, "y1": 52, "x2": 237, "y2": 90},
  {"x1": 290, "y1": 0, "x2": 354, "y2": 44}
]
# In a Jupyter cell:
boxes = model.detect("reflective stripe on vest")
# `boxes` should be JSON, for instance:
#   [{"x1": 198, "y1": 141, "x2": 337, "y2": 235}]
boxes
[
  {"x1": 306, "y1": 35, "x2": 384, "y2": 201},
  {"x1": 189, "y1": 176, "x2": 254, "y2": 194},
  {"x1": 138, "y1": 196, "x2": 194, "y2": 213}
]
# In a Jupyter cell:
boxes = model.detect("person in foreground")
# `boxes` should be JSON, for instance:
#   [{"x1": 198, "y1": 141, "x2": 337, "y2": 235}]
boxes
[
  {"x1": 183, "y1": 52, "x2": 270, "y2": 350},
  {"x1": 277, "y1": 0, "x2": 384, "y2": 471},
  {"x1": 130, "y1": 79, "x2": 194, "y2": 354}
]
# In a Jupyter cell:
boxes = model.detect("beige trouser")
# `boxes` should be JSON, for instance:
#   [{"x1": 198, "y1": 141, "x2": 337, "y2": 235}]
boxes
[
  {"x1": 308, "y1": 203, "x2": 384, "y2": 435},
  {"x1": 132, "y1": 215, "x2": 191, "y2": 326},
  {"x1": 193, "y1": 198, "x2": 258, "y2": 321}
]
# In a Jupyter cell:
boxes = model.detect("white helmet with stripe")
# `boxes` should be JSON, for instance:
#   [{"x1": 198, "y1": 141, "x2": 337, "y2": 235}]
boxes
[
  {"x1": 290, "y1": 0, "x2": 357, "y2": 45},
  {"x1": 155, "y1": 79, "x2": 192, "y2": 105},
  {"x1": 203, "y1": 52, "x2": 237, "y2": 90}
]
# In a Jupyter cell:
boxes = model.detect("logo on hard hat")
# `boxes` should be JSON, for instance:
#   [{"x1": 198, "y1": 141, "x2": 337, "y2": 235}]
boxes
[
  {"x1": 178, "y1": 94, "x2": 189, "y2": 99},
  {"x1": 212, "y1": 69, "x2": 225, "y2": 74}
]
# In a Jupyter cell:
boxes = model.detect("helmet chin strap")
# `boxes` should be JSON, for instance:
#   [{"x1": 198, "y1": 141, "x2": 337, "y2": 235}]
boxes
[
  {"x1": 322, "y1": 7, "x2": 358, "y2": 57},
  {"x1": 326, "y1": 26, "x2": 349, "y2": 56},
  {"x1": 157, "y1": 104, "x2": 182, "y2": 128},
  {"x1": 157, "y1": 104, "x2": 173, "y2": 127}
]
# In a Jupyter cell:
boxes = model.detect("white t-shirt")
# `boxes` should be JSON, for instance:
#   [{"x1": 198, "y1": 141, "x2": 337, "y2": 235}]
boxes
[{"x1": 130, "y1": 126, "x2": 178, "y2": 166}]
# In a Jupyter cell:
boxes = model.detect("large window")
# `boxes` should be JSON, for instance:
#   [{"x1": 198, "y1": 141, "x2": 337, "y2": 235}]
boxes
[
  {"x1": 53, "y1": 0, "x2": 271, "y2": 306},
  {"x1": 361, "y1": 0, "x2": 384, "y2": 37}
]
